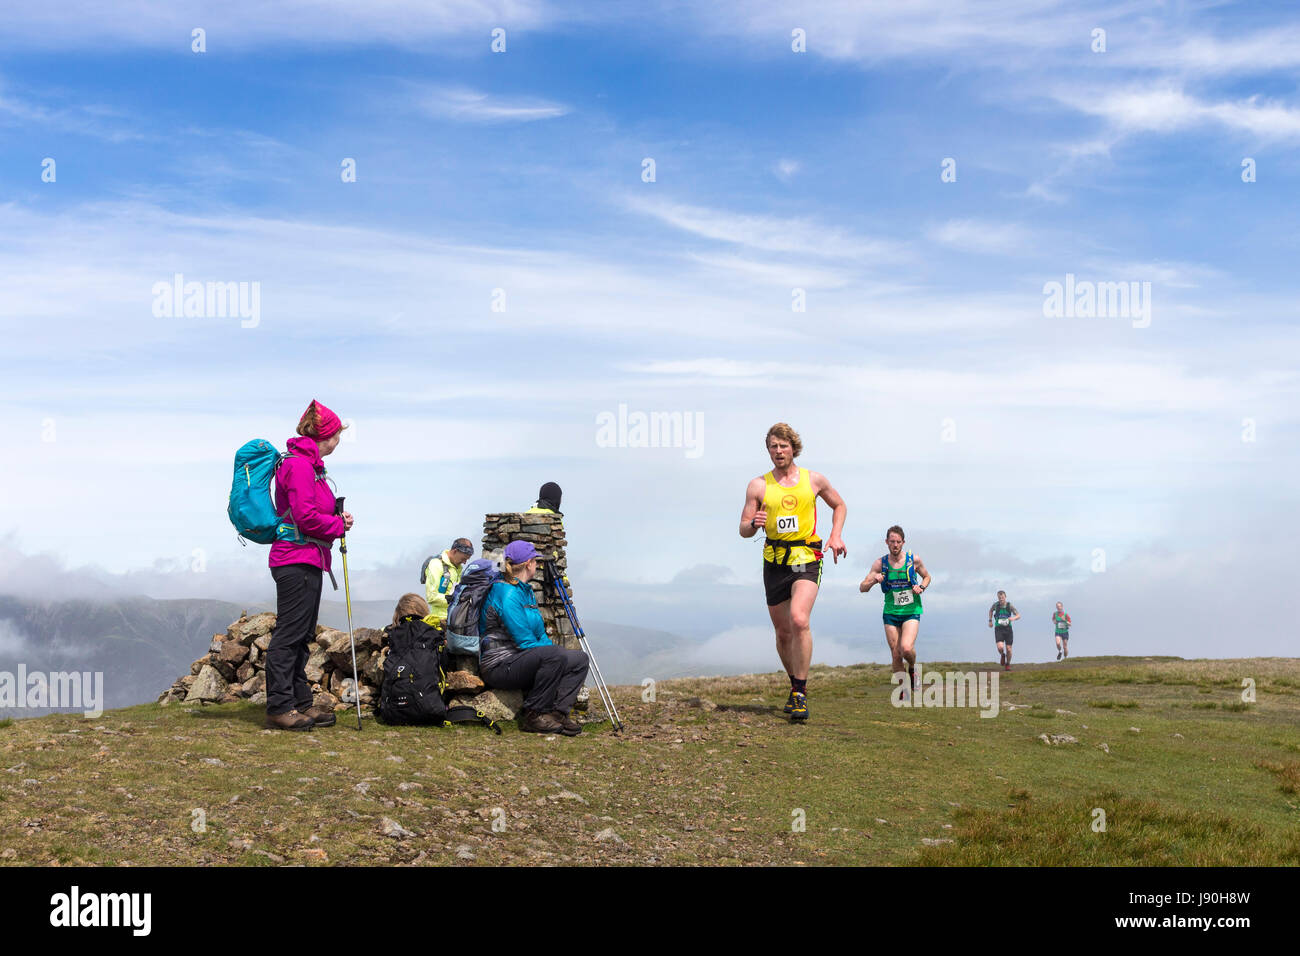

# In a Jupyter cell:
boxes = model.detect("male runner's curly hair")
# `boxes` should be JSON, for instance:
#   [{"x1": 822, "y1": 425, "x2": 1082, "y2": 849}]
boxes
[
  {"x1": 765, "y1": 422, "x2": 802, "y2": 458},
  {"x1": 887, "y1": 525, "x2": 905, "y2": 541}
]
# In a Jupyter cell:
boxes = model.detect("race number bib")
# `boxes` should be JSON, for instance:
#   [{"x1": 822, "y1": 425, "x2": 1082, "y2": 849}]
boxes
[
  {"x1": 996, "y1": 617, "x2": 1010, "y2": 627},
  {"x1": 776, "y1": 514, "x2": 799, "y2": 535},
  {"x1": 893, "y1": 589, "x2": 914, "y2": 607}
]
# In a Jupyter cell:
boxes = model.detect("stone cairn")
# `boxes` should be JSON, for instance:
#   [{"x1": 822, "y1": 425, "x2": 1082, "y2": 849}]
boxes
[
  {"x1": 157, "y1": 512, "x2": 593, "y2": 722},
  {"x1": 481, "y1": 512, "x2": 577, "y2": 649}
]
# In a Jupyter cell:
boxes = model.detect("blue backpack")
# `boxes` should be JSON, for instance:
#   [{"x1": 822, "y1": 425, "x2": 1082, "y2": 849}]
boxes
[
  {"x1": 228, "y1": 440, "x2": 288, "y2": 544},
  {"x1": 228, "y1": 439, "x2": 326, "y2": 545},
  {"x1": 880, "y1": 552, "x2": 918, "y2": 590},
  {"x1": 444, "y1": 558, "x2": 500, "y2": 654}
]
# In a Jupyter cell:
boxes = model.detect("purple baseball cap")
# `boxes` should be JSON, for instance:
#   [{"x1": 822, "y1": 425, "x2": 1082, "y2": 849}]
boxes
[{"x1": 504, "y1": 540, "x2": 540, "y2": 564}]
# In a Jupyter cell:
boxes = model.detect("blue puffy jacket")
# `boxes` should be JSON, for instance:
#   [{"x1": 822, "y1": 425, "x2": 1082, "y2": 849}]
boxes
[{"x1": 480, "y1": 579, "x2": 551, "y2": 651}]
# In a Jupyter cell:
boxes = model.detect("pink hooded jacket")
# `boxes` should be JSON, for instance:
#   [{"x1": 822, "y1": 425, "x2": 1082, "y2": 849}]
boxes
[{"x1": 268, "y1": 436, "x2": 345, "y2": 574}]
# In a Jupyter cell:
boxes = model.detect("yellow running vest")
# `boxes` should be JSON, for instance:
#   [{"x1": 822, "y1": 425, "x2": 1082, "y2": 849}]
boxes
[{"x1": 761, "y1": 468, "x2": 821, "y2": 565}]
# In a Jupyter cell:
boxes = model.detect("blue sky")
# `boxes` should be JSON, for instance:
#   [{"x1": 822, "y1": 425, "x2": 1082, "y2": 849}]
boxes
[{"x1": 2, "y1": 1, "x2": 1297, "y2": 669}]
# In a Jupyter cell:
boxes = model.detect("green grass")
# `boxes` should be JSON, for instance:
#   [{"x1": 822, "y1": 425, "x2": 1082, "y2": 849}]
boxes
[
  {"x1": 0, "y1": 656, "x2": 1297, "y2": 866},
  {"x1": 1087, "y1": 699, "x2": 1141, "y2": 709}
]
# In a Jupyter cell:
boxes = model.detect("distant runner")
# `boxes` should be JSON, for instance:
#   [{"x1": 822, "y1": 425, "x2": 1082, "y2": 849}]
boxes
[
  {"x1": 988, "y1": 591, "x2": 1020, "y2": 670},
  {"x1": 739, "y1": 423, "x2": 847, "y2": 722},
  {"x1": 1053, "y1": 602, "x2": 1072, "y2": 659},
  {"x1": 860, "y1": 526, "x2": 931, "y2": 700}
]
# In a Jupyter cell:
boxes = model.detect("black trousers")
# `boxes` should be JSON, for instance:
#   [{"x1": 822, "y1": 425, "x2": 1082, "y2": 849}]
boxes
[
  {"x1": 268, "y1": 563, "x2": 323, "y2": 715},
  {"x1": 481, "y1": 645, "x2": 589, "y2": 714}
]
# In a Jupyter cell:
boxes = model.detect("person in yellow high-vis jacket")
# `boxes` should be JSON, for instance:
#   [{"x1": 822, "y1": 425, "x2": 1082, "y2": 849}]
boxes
[
  {"x1": 739, "y1": 423, "x2": 847, "y2": 722},
  {"x1": 421, "y1": 538, "x2": 474, "y2": 625}
]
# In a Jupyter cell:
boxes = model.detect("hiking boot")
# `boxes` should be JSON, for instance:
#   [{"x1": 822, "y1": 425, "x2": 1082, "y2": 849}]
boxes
[
  {"x1": 789, "y1": 691, "x2": 808, "y2": 722},
  {"x1": 265, "y1": 709, "x2": 313, "y2": 732},
  {"x1": 300, "y1": 704, "x2": 336, "y2": 727},
  {"x1": 519, "y1": 709, "x2": 565, "y2": 734},
  {"x1": 552, "y1": 711, "x2": 582, "y2": 736}
]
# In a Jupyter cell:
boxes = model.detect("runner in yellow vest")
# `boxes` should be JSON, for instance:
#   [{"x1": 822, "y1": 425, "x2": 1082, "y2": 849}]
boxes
[{"x1": 738, "y1": 423, "x2": 847, "y2": 721}]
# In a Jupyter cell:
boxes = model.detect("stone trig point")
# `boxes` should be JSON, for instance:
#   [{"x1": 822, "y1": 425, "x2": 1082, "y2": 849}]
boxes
[{"x1": 481, "y1": 511, "x2": 578, "y2": 650}]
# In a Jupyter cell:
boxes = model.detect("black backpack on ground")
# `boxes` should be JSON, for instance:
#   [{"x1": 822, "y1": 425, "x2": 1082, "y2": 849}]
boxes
[{"x1": 375, "y1": 616, "x2": 500, "y2": 733}]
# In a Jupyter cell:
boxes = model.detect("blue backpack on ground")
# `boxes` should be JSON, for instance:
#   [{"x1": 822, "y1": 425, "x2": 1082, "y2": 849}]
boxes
[{"x1": 444, "y1": 558, "x2": 500, "y2": 654}]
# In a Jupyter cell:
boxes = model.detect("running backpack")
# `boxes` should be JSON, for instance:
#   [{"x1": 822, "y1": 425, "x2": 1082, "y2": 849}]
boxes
[
  {"x1": 376, "y1": 617, "x2": 501, "y2": 732},
  {"x1": 228, "y1": 439, "x2": 289, "y2": 545},
  {"x1": 880, "y1": 552, "x2": 918, "y2": 590},
  {"x1": 444, "y1": 558, "x2": 500, "y2": 654}
]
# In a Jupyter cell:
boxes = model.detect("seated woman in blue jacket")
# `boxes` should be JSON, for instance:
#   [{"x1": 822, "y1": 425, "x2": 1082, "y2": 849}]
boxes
[{"x1": 479, "y1": 540, "x2": 589, "y2": 736}]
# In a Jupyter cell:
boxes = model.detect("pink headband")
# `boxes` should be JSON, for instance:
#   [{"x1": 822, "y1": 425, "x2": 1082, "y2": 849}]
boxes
[{"x1": 304, "y1": 400, "x2": 342, "y2": 440}]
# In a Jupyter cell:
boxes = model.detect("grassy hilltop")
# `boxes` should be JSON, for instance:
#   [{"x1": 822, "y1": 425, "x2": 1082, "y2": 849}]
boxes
[{"x1": 2, "y1": 656, "x2": 1298, "y2": 866}]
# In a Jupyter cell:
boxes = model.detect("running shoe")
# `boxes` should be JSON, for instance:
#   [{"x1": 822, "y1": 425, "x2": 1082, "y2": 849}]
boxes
[
  {"x1": 784, "y1": 690, "x2": 797, "y2": 714},
  {"x1": 1057, "y1": 650, "x2": 1063, "y2": 660},
  {"x1": 789, "y1": 691, "x2": 808, "y2": 721},
  {"x1": 910, "y1": 665, "x2": 919, "y2": 693}
]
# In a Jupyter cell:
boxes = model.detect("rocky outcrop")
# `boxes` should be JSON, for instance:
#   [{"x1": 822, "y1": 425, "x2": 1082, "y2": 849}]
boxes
[{"x1": 158, "y1": 512, "x2": 594, "y2": 719}]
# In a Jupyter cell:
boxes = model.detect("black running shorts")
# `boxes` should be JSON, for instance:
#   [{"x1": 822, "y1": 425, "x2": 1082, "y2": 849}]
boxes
[
  {"x1": 764, "y1": 559, "x2": 822, "y2": 606},
  {"x1": 995, "y1": 624, "x2": 1014, "y2": 645}
]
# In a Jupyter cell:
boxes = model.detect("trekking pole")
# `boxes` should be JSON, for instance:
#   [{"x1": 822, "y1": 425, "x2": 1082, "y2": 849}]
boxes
[
  {"x1": 336, "y1": 496, "x2": 363, "y2": 732},
  {"x1": 544, "y1": 558, "x2": 623, "y2": 732}
]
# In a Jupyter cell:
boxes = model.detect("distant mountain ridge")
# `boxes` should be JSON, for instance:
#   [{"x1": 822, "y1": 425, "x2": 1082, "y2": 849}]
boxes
[{"x1": 0, "y1": 594, "x2": 699, "y2": 717}]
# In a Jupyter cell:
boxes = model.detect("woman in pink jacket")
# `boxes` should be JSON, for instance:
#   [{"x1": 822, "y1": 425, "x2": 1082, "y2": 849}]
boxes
[{"x1": 265, "y1": 400, "x2": 355, "y2": 731}]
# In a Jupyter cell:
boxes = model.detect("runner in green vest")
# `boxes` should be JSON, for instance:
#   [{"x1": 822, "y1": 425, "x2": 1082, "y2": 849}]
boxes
[
  {"x1": 1053, "y1": 602, "x2": 1072, "y2": 660},
  {"x1": 860, "y1": 526, "x2": 931, "y2": 700},
  {"x1": 988, "y1": 591, "x2": 1020, "y2": 670}
]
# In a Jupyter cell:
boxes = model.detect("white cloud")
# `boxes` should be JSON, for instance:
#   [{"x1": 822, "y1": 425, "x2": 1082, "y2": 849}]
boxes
[
  {"x1": 773, "y1": 158, "x2": 801, "y2": 181},
  {"x1": 685, "y1": 625, "x2": 866, "y2": 673},
  {"x1": 1055, "y1": 85, "x2": 1300, "y2": 141},
  {"x1": 927, "y1": 219, "x2": 1035, "y2": 255},
  {"x1": 1117, "y1": 27, "x2": 1300, "y2": 76},
  {"x1": 625, "y1": 195, "x2": 909, "y2": 261},
  {"x1": 414, "y1": 85, "x2": 571, "y2": 123},
  {"x1": 0, "y1": 1, "x2": 563, "y2": 49}
]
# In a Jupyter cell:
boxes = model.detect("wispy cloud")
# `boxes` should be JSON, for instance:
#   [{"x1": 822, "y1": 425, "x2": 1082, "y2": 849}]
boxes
[
  {"x1": 626, "y1": 195, "x2": 908, "y2": 261},
  {"x1": 773, "y1": 158, "x2": 801, "y2": 181},
  {"x1": 1054, "y1": 85, "x2": 1300, "y2": 140},
  {"x1": 927, "y1": 219, "x2": 1035, "y2": 255},
  {"x1": 1114, "y1": 27, "x2": 1300, "y2": 76},
  {"x1": 413, "y1": 84, "x2": 571, "y2": 123},
  {"x1": 0, "y1": 1, "x2": 563, "y2": 50},
  {"x1": 0, "y1": 77, "x2": 144, "y2": 141}
]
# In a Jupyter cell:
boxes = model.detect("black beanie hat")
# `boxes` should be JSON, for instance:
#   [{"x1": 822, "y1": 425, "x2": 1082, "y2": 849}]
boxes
[{"x1": 538, "y1": 481, "x2": 562, "y2": 511}]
